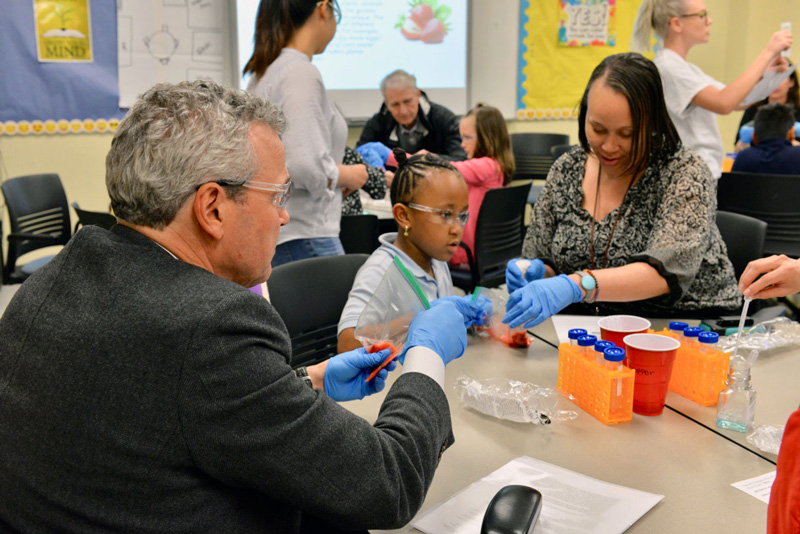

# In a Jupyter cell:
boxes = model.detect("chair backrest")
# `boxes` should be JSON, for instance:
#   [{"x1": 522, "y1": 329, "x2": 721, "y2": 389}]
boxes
[
  {"x1": 71, "y1": 202, "x2": 117, "y2": 233},
  {"x1": 267, "y1": 254, "x2": 369, "y2": 368},
  {"x1": 339, "y1": 214, "x2": 380, "y2": 255},
  {"x1": 715, "y1": 210, "x2": 767, "y2": 280},
  {"x1": 472, "y1": 182, "x2": 532, "y2": 279},
  {"x1": 550, "y1": 143, "x2": 573, "y2": 162},
  {"x1": 510, "y1": 133, "x2": 570, "y2": 181},
  {"x1": 717, "y1": 171, "x2": 800, "y2": 257},
  {"x1": 1, "y1": 174, "x2": 71, "y2": 279}
]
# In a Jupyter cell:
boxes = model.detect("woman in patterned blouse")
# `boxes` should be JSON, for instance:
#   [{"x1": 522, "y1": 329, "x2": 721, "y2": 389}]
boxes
[{"x1": 503, "y1": 53, "x2": 740, "y2": 329}]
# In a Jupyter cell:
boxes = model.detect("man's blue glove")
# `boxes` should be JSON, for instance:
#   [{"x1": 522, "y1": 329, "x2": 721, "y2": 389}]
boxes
[
  {"x1": 356, "y1": 142, "x2": 391, "y2": 168},
  {"x1": 324, "y1": 348, "x2": 397, "y2": 401},
  {"x1": 432, "y1": 295, "x2": 493, "y2": 328},
  {"x1": 503, "y1": 274, "x2": 582, "y2": 329},
  {"x1": 402, "y1": 302, "x2": 467, "y2": 365},
  {"x1": 505, "y1": 258, "x2": 546, "y2": 293}
]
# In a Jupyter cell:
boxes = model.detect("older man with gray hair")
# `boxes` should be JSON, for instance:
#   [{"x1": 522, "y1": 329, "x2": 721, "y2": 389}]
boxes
[
  {"x1": 357, "y1": 69, "x2": 467, "y2": 161},
  {"x1": 0, "y1": 80, "x2": 466, "y2": 533}
]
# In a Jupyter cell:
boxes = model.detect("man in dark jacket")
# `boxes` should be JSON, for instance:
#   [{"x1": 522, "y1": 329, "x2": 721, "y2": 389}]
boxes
[
  {"x1": 732, "y1": 102, "x2": 800, "y2": 175},
  {"x1": 357, "y1": 69, "x2": 467, "y2": 161}
]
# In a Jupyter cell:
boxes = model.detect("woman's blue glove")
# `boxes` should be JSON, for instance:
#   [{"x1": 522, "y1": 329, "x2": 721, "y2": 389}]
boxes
[
  {"x1": 403, "y1": 302, "x2": 467, "y2": 365},
  {"x1": 356, "y1": 142, "x2": 391, "y2": 168},
  {"x1": 324, "y1": 348, "x2": 397, "y2": 401},
  {"x1": 503, "y1": 274, "x2": 582, "y2": 329},
  {"x1": 505, "y1": 258, "x2": 546, "y2": 293},
  {"x1": 432, "y1": 295, "x2": 493, "y2": 328}
]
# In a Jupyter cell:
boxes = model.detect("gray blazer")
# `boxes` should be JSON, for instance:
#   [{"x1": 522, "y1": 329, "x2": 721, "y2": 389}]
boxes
[{"x1": 0, "y1": 225, "x2": 453, "y2": 533}]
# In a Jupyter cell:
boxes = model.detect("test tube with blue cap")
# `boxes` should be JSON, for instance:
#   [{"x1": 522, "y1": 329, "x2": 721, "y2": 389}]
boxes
[
  {"x1": 568, "y1": 328, "x2": 587, "y2": 346},
  {"x1": 698, "y1": 331, "x2": 719, "y2": 354},
  {"x1": 594, "y1": 340, "x2": 614, "y2": 366},
  {"x1": 669, "y1": 321, "x2": 688, "y2": 341},
  {"x1": 604, "y1": 346, "x2": 626, "y2": 398},
  {"x1": 683, "y1": 326, "x2": 703, "y2": 349},
  {"x1": 577, "y1": 335, "x2": 597, "y2": 360}
]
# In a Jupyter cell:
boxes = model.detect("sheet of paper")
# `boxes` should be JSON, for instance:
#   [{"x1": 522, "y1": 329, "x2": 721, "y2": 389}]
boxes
[
  {"x1": 413, "y1": 456, "x2": 664, "y2": 534},
  {"x1": 551, "y1": 314, "x2": 602, "y2": 345},
  {"x1": 731, "y1": 471, "x2": 776, "y2": 504},
  {"x1": 740, "y1": 66, "x2": 797, "y2": 107}
]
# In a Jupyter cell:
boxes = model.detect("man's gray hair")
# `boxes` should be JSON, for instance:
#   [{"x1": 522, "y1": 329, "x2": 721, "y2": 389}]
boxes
[
  {"x1": 106, "y1": 79, "x2": 286, "y2": 229},
  {"x1": 380, "y1": 69, "x2": 418, "y2": 96}
]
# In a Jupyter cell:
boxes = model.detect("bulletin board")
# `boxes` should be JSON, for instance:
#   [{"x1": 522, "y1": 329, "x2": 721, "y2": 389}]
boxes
[
  {"x1": 517, "y1": 0, "x2": 649, "y2": 120},
  {"x1": 0, "y1": 0, "x2": 124, "y2": 136}
]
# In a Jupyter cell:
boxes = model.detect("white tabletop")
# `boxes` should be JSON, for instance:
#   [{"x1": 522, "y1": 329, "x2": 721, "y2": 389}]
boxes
[{"x1": 343, "y1": 330, "x2": 779, "y2": 533}]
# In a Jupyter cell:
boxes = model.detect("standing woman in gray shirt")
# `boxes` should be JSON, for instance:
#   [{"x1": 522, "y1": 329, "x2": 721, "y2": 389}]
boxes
[{"x1": 244, "y1": 0, "x2": 368, "y2": 266}]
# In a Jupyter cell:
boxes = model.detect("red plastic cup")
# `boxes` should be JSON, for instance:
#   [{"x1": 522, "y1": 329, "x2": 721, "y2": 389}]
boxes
[
  {"x1": 597, "y1": 315, "x2": 651, "y2": 348},
  {"x1": 623, "y1": 333, "x2": 681, "y2": 416}
]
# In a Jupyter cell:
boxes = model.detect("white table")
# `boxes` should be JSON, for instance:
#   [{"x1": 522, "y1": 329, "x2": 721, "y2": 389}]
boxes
[{"x1": 343, "y1": 329, "x2": 778, "y2": 533}]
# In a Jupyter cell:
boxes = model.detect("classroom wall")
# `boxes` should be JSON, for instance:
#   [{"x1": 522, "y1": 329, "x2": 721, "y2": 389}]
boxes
[{"x1": 2, "y1": 0, "x2": 798, "y2": 234}]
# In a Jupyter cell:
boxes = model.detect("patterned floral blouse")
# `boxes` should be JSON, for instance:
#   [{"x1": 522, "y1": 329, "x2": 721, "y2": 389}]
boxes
[
  {"x1": 522, "y1": 145, "x2": 740, "y2": 316},
  {"x1": 341, "y1": 146, "x2": 387, "y2": 216}
]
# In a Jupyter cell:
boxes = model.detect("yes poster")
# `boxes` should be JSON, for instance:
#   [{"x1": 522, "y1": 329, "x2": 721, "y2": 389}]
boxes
[{"x1": 34, "y1": 0, "x2": 93, "y2": 62}]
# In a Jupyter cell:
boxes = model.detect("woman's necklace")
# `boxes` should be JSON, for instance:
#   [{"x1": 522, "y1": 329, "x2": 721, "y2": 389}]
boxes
[{"x1": 589, "y1": 164, "x2": 634, "y2": 270}]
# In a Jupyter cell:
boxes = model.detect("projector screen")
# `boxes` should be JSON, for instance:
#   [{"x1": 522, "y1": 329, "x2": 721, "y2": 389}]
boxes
[{"x1": 235, "y1": 0, "x2": 469, "y2": 120}]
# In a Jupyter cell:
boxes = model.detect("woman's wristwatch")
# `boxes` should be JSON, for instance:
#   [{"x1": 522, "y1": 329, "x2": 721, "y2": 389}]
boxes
[{"x1": 574, "y1": 270, "x2": 599, "y2": 303}]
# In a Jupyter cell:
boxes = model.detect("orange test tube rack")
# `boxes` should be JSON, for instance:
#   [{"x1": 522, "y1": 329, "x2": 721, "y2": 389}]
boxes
[
  {"x1": 660, "y1": 329, "x2": 730, "y2": 406},
  {"x1": 557, "y1": 344, "x2": 635, "y2": 425}
]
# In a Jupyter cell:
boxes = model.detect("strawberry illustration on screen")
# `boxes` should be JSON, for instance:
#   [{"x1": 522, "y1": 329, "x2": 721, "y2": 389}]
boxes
[{"x1": 395, "y1": 0, "x2": 452, "y2": 44}]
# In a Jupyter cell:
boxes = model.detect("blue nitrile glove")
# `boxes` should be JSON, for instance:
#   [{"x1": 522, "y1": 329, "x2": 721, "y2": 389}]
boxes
[
  {"x1": 432, "y1": 295, "x2": 493, "y2": 328},
  {"x1": 505, "y1": 258, "x2": 546, "y2": 293},
  {"x1": 402, "y1": 302, "x2": 467, "y2": 365},
  {"x1": 324, "y1": 347, "x2": 397, "y2": 401},
  {"x1": 503, "y1": 274, "x2": 582, "y2": 329},
  {"x1": 356, "y1": 142, "x2": 391, "y2": 168}
]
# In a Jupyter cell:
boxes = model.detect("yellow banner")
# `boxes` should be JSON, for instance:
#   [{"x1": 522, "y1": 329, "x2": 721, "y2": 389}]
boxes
[{"x1": 34, "y1": 0, "x2": 93, "y2": 62}]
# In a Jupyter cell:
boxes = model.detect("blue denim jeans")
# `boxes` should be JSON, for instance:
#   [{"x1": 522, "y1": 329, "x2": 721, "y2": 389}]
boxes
[{"x1": 272, "y1": 237, "x2": 345, "y2": 268}]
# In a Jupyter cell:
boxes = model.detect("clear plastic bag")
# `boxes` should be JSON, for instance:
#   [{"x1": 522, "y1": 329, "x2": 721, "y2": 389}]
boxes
[
  {"x1": 473, "y1": 287, "x2": 531, "y2": 348},
  {"x1": 717, "y1": 317, "x2": 800, "y2": 354},
  {"x1": 746, "y1": 424, "x2": 785, "y2": 455},
  {"x1": 454, "y1": 375, "x2": 578, "y2": 425},
  {"x1": 354, "y1": 256, "x2": 428, "y2": 358}
]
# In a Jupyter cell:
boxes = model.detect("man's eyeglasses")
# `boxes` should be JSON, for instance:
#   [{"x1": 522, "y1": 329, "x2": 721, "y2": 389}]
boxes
[
  {"x1": 316, "y1": 0, "x2": 342, "y2": 24},
  {"x1": 405, "y1": 202, "x2": 469, "y2": 228},
  {"x1": 680, "y1": 9, "x2": 709, "y2": 21},
  {"x1": 209, "y1": 179, "x2": 293, "y2": 208}
]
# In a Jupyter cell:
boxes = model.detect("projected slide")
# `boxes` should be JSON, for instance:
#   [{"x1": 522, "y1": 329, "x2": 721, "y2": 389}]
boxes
[{"x1": 236, "y1": 0, "x2": 468, "y2": 117}]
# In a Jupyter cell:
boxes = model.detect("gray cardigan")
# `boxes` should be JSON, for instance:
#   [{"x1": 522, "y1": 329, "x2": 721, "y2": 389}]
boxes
[{"x1": 0, "y1": 225, "x2": 453, "y2": 533}]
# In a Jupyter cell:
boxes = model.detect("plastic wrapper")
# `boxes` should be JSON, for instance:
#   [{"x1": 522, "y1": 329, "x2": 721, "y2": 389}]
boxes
[
  {"x1": 716, "y1": 317, "x2": 800, "y2": 354},
  {"x1": 473, "y1": 287, "x2": 531, "y2": 348},
  {"x1": 354, "y1": 256, "x2": 428, "y2": 359},
  {"x1": 746, "y1": 424, "x2": 785, "y2": 455},
  {"x1": 455, "y1": 375, "x2": 578, "y2": 424}
]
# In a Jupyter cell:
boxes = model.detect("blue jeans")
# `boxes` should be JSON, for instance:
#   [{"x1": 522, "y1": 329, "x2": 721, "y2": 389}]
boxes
[{"x1": 272, "y1": 237, "x2": 345, "y2": 268}]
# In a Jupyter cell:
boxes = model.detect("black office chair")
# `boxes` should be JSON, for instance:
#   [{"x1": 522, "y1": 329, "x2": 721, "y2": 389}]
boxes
[
  {"x1": 339, "y1": 214, "x2": 379, "y2": 255},
  {"x1": 717, "y1": 171, "x2": 800, "y2": 258},
  {"x1": 715, "y1": 210, "x2": 767, "y2": 280},
  {"x1": 550, "y1": 143, "x2": 573, "y2": 162},
  {"x1": 1, "y1": 173, "x2": 72, "y2": 284},
  {"x1": 510, "y1": 133, "x2": 570, "y2": 181},
  {"x1": 267, "y1": 254, "x2": 369, "y2": 368},
  {"x1": 71, "y1": 202, "x2": 117, "y2": 233},
  {"x1": 450, "y1": 182, "x2": 532, "y2": 292}
]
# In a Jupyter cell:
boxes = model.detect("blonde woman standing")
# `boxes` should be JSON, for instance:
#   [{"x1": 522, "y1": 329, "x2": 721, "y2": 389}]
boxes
[{"x1": 631, "y1": 0, "x2": 791, "y2": 178}]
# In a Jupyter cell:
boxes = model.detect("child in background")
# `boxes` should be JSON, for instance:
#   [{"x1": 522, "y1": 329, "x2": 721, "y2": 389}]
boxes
[
  {"x1": 450, "y1": 104, "x2": 515, "y2": 268},
  {"x1": 337, "y1": 149, "x2": 489, "y2": 353}
]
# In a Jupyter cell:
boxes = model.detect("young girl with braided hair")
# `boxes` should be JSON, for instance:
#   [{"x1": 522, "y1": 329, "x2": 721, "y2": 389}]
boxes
[{"x1": 337, "y1": 149, "x2": 488, "y2": 353}]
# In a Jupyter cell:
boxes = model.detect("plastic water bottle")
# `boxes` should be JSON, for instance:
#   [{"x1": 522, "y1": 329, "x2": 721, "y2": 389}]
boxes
[
  {"x1": 568, "y1": 328, "x2": 588, "y2": 346},
  {"x1": 716, "y1": 354, "x2": 757, "y2": 432},
  {"x1": 577, "y1": 335, "x2": 597, "y2": 360},
  {"x1": 594, "y1": 340, "x2": 614, "y2": 366},
  {"x1": 698, "y1": 331, "x2": 719, "y2": 354},
  {"x1": 669, "y1": 321, "x2": 688, "y2": 340}
]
